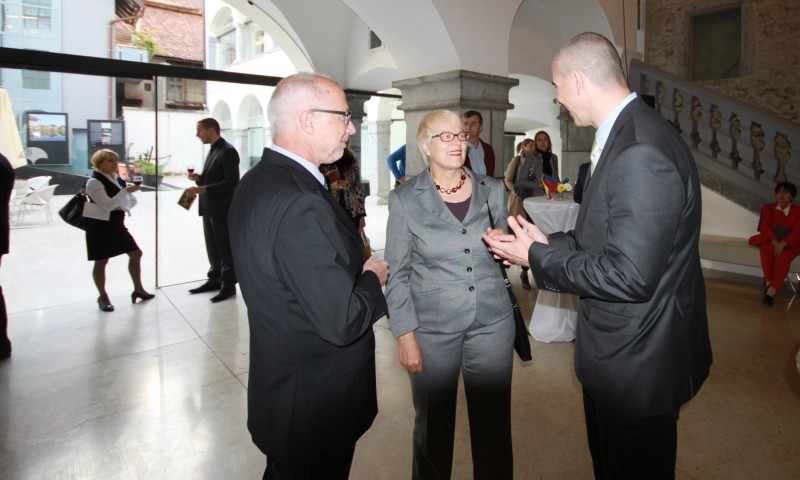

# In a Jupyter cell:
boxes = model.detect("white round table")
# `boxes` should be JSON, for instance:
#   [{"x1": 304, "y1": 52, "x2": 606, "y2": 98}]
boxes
[{"x1": 523, "y1": 196, "x2": 581, "y2": 343}]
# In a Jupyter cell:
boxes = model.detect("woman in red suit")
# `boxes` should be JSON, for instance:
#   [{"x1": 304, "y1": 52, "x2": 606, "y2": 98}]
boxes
[{"x1": 750, "y1": 181, "x2": 800, "y2": 306}]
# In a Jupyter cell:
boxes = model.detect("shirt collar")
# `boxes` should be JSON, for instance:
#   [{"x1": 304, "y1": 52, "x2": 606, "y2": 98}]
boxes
[
  {"x1": 775, "y1": 203, "x2": 791, "y2": 216},
  {"x1": 271, "y1": 145, "x2": 327, "y2": 187},
  {"x1": 594, "y1": 92, "x2": 638, "y2": 151}
]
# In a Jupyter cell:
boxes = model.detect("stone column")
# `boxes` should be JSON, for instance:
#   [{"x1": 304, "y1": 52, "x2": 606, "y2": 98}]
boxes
[
  {"x1": 392, "y1": 70, "x2": 519, "y2": 178},
  {"x1": 558, "y1": 107, "x2": 594, "y2": 184},
  {"x1": 232, "y1": 128, "x2": 249, "y2": 170},
  {"x1": 346, "y1": 92, "x2": 371, "y2": 193},
  {"x1": 366, "y1": 119, "x2": 392, "y2": 204}
]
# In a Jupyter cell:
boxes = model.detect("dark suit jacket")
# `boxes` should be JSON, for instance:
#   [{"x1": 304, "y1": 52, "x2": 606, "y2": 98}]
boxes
[
  {"x1": 572, "y1": 162, "x2": 590, "y2": 204},
  {"x1": 228, "y1": 148, "x2": 388, "y2": 463},
  {"x1": 465, "y1": 139, "x2": 496, "y2": 177},
  {"x1": 196, "y1": 137, "x2": 239, "y2": 218},
  {"x1": 529, "y1": 97, "x2": 712, "y2": 416},
  {"x1": 0, "y1": 153, "x2": 13, "y2": 255}
]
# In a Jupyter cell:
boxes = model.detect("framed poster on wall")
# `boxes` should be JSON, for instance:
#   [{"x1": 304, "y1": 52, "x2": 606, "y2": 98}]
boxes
[
  {"x1": 24, "y1": 112, "x2": 69, "y2": 165},
  {"x1": 87, "y1": 120, "x2": 126, "y2": 169}
]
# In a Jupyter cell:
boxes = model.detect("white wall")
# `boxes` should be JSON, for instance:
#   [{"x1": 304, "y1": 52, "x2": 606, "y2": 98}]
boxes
[
  {"x1": 122, "y1": 108, "x2": 208, "y2": 174},
  {"x1": 700, "y1": 186, "x2": 762, "y2": 277},
  {"x1": 700, "y1": 186, "x2": 759, "y2": 238}
]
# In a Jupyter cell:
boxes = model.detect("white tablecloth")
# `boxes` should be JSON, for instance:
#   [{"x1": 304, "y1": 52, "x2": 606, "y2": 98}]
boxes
[{"x1": 523, "y1": 197, "x2": 580, "y2": 343}]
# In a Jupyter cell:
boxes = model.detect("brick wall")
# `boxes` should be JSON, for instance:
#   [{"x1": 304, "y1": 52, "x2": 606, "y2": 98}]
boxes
[{"x1": 645, "y1": 0, "x2": 800, "y2": 125}]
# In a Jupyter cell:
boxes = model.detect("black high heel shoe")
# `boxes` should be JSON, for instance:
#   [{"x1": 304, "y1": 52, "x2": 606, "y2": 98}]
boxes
[
  {"x1": 131, "y1": 291, "x2": 155, "y2": 304},
  {"x1": 98, "y1": 296, "x2": 114, "y2": 312}
]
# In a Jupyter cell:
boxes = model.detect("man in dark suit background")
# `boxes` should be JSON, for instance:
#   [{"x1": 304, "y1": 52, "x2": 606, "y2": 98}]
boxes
[
  {"x1": 186, "y1": 117, "x2": 240, "y2": 303},
  {"x1": 462, "y1": 110, "x2": 496, "y2": 177},
  {"x1": 0, "y1": 153, "x2": 13, "y2": 359},
  {"x1": 484, "y1": 32, "x2": 712, "y2": 479},
  {"x1": 228, "y1": 73, "x2": 389, "y2": 480}
]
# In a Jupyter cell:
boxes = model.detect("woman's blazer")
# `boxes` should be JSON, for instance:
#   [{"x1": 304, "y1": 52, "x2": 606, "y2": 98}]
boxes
[{"x1": 385, "y1": 169, "x2": 513, "y2": 338}]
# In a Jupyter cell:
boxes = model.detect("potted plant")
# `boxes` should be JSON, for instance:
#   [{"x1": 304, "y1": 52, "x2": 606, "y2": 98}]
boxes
[{"x1": 128, "y1": 147, "x2": 167, "y2": 188}]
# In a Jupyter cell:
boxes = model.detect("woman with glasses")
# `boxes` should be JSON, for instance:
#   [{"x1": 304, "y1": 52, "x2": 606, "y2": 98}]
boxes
[{"x1": 385, "y1": 109, "x2": 515, "y2": 479}]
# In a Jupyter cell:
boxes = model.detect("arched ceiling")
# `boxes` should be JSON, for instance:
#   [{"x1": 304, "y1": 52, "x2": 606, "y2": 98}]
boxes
[{"x1": 236, "y1": 0, "x2": 631, "y2": 132}]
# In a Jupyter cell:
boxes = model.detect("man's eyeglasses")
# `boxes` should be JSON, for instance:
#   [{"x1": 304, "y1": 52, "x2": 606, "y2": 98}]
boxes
[
  {"x1": 310, "y1": 109, "x2": 352, "y2": 125},
  {"x1": 432, "y1": 132, "x2": 470, "y2": 142}
]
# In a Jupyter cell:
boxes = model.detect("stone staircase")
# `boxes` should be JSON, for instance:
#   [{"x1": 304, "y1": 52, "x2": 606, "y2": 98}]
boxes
[{"x1": 629, "y1": 59, "x2": 799, "y2": 214}]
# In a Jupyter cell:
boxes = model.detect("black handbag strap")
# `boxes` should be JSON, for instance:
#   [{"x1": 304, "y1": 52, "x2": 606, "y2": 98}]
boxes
[{"x1": 486, "y1": 202, "x2": 519, "y2": 306}]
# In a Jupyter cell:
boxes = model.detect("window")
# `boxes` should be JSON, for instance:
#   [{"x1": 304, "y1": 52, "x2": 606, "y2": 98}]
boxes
[
  {"x1": 242, "y1": 21, "x2": 265, "y2": 59},
  {"x1": 166, "y1": 77, "x2": 204, "y2": 108},
  {"x1": 691, "y1": 7, "x2": 741, "y2": 81},
  {"x1": 218, "y1": 29, "x2": 235, "y2": 68},
  {"x1": 22, "y1": 6, "x2": 51, "y2": 30},
  {"x1": 22, "y1": 69, "x2": 49, "y2": 89}
]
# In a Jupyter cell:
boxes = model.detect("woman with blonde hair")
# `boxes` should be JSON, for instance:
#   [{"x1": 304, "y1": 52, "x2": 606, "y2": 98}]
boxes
[
  {"x1": 85, "y1": 149, "x2": 154, "y2": 311},
  {"x1": 385, "y1": 109, "x2": 515, "y2": 479}
]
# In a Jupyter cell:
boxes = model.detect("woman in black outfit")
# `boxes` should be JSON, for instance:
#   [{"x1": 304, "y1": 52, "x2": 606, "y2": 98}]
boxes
[
  {"x1": 534, "y1": 130, "x2": 559, "y2": 181},
  {"x1": 85, "y1": 149, "x2": 154, "y2": 312}
]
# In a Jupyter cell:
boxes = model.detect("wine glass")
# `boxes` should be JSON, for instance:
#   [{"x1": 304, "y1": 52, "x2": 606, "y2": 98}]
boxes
[
  {"x1": 132, "y1": 175, "x2": 143, "y2": 187},
  {"x1": 187, "y1": 164, "x2": 195, "y2": 175}
]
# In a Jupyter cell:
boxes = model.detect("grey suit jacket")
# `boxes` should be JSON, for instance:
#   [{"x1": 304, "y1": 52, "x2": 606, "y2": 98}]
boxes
[
  {"x1": 385, "y1": 169, "x2": 513, "y2": 337},
  {"x1": 529, "y1": 98, "x2": 712, "y2": 416},
  {"x1": 229, "y1": 148, "x2": 387, "y2": 462}
]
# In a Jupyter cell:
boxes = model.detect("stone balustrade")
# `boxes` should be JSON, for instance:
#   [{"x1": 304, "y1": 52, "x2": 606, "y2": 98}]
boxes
[{"x1": 629, "y1": 59, "x2": 799, "y2": 213}]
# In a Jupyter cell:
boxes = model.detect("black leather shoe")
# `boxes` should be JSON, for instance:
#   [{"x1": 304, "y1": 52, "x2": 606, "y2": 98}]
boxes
[
  {"x1": 210, "y1": 287, "x2": 236, "y2": 303},
  {"x1": 762, "y1": 294, "x2": 774, "y2": 306},
  {"x1": 98, "y1": 296, "x2": 114, "y2": 312},
  {"x1": 189, "y1": 282, "x2": 221, "y2": 294}
]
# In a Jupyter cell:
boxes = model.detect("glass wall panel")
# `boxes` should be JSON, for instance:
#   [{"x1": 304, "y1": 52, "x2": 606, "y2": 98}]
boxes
[{"x1": 2, "y1": 64, "x2": 276, "y2": 311}]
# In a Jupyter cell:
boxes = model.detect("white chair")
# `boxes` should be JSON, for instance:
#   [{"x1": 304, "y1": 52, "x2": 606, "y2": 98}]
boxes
[
  {"x1": 27, "y1": 176, "x2": 52, "y2": 191},
  {"x1": 16, "y1": 184, "x2": 58, "y2": 225}
]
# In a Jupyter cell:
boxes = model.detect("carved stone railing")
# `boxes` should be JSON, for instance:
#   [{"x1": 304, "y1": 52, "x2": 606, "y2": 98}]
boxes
[{"x1": 629, "y1": 59, "x2": 799, "y2": 213}]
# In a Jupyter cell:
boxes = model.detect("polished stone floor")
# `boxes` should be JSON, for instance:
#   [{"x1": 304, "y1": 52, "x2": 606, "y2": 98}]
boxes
[{"x1": 2, "y1": 180, "x2": 799, "y2": 479}]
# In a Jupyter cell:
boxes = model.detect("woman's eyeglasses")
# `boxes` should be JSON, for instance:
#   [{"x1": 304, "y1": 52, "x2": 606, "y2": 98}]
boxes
[{"x1": 432, "y1": 132, "x2": 469, "y2": 142}]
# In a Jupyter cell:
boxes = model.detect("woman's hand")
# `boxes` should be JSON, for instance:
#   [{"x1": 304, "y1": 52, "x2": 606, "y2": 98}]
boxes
[
  {"x1": 397, "y1": 332, "x2": 423, "y2": 373},
  {"x1": 125, "y1": 184, "x2": 140, "y2": 193},
  {"x1": 773, "y1": 240, "x2": 786, "y2": 256},
  {"x1": 330, "y1": 179, "x2": 347, "y2": 192}
]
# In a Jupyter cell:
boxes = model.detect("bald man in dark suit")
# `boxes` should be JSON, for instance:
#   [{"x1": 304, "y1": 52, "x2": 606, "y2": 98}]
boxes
[
  {"x1": 229, "y1": 73, "x2": 389, "y2": 480},
  {"x1": 484, "y1": 32, "x2": 712, "y2": 480}
]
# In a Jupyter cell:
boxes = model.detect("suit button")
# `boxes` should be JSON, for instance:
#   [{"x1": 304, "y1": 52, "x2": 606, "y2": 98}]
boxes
[
  {"x1": 469, "y1": 286, "x2": 475, "y2": 292},
  {"x1": 464, "y1": 248, "x2": 470, "y2": 254},
  {"x1": 467, "y1": 267, "x2": 472, "y2": 273},
  {"x1": 461, "y1": 228, "x2": 467, "y2": 234}
]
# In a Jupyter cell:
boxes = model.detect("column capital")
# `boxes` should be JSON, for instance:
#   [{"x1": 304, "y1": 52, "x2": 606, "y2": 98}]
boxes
[{"x1": 391, "y1": 70, "x2": 519, "y2": 177}]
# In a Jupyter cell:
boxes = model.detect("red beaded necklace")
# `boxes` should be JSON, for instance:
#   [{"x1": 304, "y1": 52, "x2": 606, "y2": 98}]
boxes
[{"x1": 432, "y1": 168, "x2": 467, "y2": 195}]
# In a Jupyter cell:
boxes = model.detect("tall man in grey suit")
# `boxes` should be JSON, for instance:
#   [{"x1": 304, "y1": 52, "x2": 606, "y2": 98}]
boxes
[
  {"x1": 186, "y1": 117, "x2": 240, "y2": 302},
  {"x1": 484, "y1": 32, "x2": 712, "y2": 479},
  {"x1": 228, "y1": 73, "x2": 389, "y2": 480}
]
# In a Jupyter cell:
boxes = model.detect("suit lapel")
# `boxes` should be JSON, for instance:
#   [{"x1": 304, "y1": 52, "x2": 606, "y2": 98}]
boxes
[
  {"x1": 265, "y1": 149, "x2": 361, "y2": 242},
  {"x1": 576, "y1": 98, "x2": 643, "y2": 229},
  {"x1": 464, "y1": 170, "x2": 491, "y2": 225},
  {"x1": 413, "y1": 170, "x2": 462, "y2": 227},
  {"x1": 412, "y1": 169, "x2": 489, "y2": 228}
]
